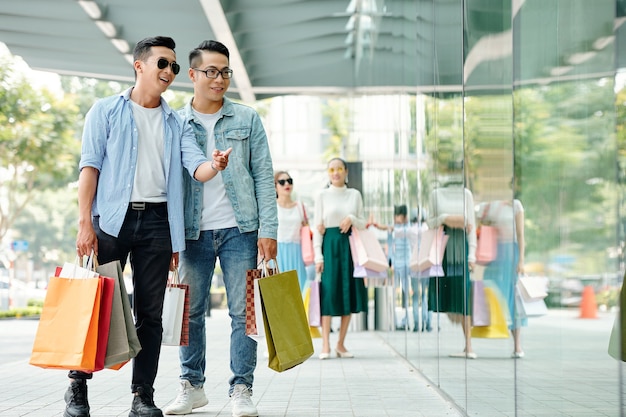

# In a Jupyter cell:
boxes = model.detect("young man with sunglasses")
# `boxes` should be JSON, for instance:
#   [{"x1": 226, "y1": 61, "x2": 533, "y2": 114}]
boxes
[
  {"x1": 163, "y1": 40, "x2": 276, "y2": 417},
  {"x1": 70, "y1": 36, "x2": 231, "y2": 417}
]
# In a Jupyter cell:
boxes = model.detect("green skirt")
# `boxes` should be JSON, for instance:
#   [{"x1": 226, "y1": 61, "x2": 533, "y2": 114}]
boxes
[
  {"x1": 320, "y1": 227, "x2": 368, "y2": 316},
  {"x1": 428, "y1": 227, "x2": 472, "y2": 315}
]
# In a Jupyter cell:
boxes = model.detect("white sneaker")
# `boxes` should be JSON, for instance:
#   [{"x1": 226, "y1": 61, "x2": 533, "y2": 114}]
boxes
[
  {"x1": 163, "y1": 380, "x2": 208, "y2": 415},
  {"x1": 230, "y1": 384, "x2": 258, "y2": 417}
]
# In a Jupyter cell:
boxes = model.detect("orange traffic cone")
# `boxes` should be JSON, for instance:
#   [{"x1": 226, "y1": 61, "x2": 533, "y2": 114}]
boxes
[{"x1": 579, "y1": 285, "x2": 598, "y2": 319}]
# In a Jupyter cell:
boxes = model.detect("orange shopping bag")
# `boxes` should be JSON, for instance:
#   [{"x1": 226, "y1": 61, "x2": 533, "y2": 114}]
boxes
[{"x1": 30, "y1": 275, "x2": 103, "y2": 371}]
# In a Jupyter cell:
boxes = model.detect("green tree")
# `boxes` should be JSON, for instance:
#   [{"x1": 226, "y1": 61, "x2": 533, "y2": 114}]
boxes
[{"x1": 0, "y1": 55, "x2": 81, "y2": 244}]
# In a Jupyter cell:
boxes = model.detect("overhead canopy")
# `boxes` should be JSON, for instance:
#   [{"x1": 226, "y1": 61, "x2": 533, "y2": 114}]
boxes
[{"x1": 0, "y1": 0, "x2": 621, "y2": 102}]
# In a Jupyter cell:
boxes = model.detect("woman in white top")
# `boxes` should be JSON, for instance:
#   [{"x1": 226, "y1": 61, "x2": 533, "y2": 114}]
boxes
[
  {"x1": 427, "y1": 182, "x2": 478, "y2": 358},
  {"x1": 476, "y1": 199, "x2": 526, "y2": 357},
  {"x1": 313, "y1": 158, "x2": 368, "y2": 359},
  {"x1": 275, "y1": 171, "x2": 309, "y2": 292}
]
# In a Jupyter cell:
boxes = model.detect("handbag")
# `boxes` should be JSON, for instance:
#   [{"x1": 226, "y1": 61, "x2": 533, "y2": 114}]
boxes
[
  {"x1": 471, "y1": 283, "x2": 510, "y2": 339},
  {"x1": 471, "y1": 280, "x2": 490, "y2": 326},
  {"x1": 299, "y1": 203, "x2": 314, "y2": 266},
  {"x1": 476, "y1": 203, "x2": 499, "y2": 265},
  {"x1": 410, "y1": 226, "x2": 448, "y2": 272},
  {"x1": 257, "y1": 264, "x2": 314, "y2": 372},
  {"x1": 609, "y1": 279, "x2": 626, "y2": 361},
  {"x1": 30, "y1": 274, "x2": 103, "y2": 371},
  {"x1": 96, "y1": 259, "x2": 141, "y2": 369},
  {"x1": 349, "y1": 227, "x2": 388, "y2": 272},
  {"x1": 162, "y1": 269, "x2": 190, "y2": 346}
]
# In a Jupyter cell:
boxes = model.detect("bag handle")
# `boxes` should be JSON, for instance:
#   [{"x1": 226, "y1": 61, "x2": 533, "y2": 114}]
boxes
[{"x1": 299, "y1": 202, "x2": 309, "y2": 225}]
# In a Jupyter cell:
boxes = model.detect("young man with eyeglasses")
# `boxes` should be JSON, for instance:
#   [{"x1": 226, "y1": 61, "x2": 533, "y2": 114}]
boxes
[
  {"x1": 163, "y1": 40, "x2": 276, "y2": 417},
  {"x1": 70, "y1": 36, "x2": 231, "y2": 417}
]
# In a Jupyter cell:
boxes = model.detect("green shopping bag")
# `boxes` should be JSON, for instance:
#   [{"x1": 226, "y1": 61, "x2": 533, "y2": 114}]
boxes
[{"x1": 258, "y1": 266, "x2": 314, "y2": 372}]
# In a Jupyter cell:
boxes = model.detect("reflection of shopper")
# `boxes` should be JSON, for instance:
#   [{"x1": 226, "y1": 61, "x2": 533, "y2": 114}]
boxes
[
  {"x1": 411, "y1": 214, "x2": 432, "y2": 332},
  {"x1": 374, "y1": 205, "x2": 415, "y2": 330},
  {"x1": 313, "y1": 158, "x2": 368, "y2": 359},
  {"x1": 476, "y1": 199, "x2": 526, "y2": 357},
  {"x1": 427, "y1": 183, "x2": 477, "y2": 358},
  {"x1": 275, "y1": 171, "x2": 309, "y2": 292}
]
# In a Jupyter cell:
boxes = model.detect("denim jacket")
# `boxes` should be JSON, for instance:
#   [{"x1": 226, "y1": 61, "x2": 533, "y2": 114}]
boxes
[{"x1": 178, "y1": 97, "x2": 277, "y2": 241}]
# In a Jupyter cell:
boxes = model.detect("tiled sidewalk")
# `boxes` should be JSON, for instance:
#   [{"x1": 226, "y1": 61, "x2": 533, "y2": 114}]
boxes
[{"x1": 0, "y1": 309, "x2": 461, "y2": 417}]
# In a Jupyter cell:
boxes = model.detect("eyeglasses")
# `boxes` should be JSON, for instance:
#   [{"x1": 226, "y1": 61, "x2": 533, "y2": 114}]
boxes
[
  {"x1": 277, "y1": 178, "x2": 293, "y2": 186},
  {"x1": 156, "y1": 58, "x2": 180, "y2": 75},
  {"x1": 192, "y1": 67, "x2": 234, "y2": 79},
  {"x1": 327, "y1": 167, "x2": 345, "y2": 174}
]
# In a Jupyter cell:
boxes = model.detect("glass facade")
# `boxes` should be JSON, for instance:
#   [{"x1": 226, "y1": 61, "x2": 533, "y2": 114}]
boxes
[{"x1": 270, "y1": 1, "x2": 626, "y2": 415}]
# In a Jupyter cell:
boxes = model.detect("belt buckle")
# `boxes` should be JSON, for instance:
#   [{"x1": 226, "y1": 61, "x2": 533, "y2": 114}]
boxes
[{"x1": 131, "y1": 202, "x2": 146, "y2": 210}]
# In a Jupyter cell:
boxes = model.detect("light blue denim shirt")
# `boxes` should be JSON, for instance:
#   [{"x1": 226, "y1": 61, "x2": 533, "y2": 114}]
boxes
[
  {"x1": 178, "y1": 97, "x2": 277, "y2": 240},
  {"x1": 79, "y1": 87, "x2": 208, "y2": 253}
]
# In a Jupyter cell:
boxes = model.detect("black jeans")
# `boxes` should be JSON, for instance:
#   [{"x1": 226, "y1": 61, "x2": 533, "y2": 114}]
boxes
[{"x1": 69, "y1": 204, "x2": 172, "y2": 392}]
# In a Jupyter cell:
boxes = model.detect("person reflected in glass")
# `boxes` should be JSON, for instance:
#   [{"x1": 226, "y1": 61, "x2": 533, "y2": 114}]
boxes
[
  {"x1": 373, "y1": 204, "x2": 416, "y2": 330},
  {"x1": 313, "y1": 158, "x2": 368, "y2": 359},
  {"x1": 427, "y1": 176, "x2": 477, "y2": 359},
  {"x1": 411, "y1": 212, "x2": 433, "y2": 332},
  {"x1": 476, "y1": 198, "x2": 526, "y2": 357},
  {"x1": 275, "y1": 171, "x2": 309, "y2": 292}
]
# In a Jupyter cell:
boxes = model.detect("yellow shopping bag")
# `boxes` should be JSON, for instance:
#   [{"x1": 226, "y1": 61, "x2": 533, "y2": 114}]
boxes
[
  {"x1": 471, "y1": 285, "x2": 510, "y2": 339},
  {"x1": 302, "y1": 286, "x2": 321, "y2": 339}
]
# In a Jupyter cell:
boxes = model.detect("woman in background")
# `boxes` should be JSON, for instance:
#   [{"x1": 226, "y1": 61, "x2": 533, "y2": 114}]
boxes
[
  {"x1": 275, "y1": 171, "x2": 309, "y2": 292},
  {"x1": 313, "y1": 158, "x2": 368, "y2": 359}
]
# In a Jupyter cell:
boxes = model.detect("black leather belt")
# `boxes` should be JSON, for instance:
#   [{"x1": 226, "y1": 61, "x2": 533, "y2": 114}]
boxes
[{"x1": 129, "y1": 202, "x2": 167, "y2": 211}]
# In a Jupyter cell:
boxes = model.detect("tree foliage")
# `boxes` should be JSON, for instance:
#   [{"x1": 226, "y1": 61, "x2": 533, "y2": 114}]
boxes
[{"x1": 0, "y1": 55, "x2": 81, "y2": 243}]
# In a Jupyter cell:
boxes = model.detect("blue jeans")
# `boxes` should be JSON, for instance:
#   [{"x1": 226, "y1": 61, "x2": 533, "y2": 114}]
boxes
[
  {"x1": 412, "y1": 277, "x2": 432, "y2": 331},
  {"x1": 70, "y1": 205, "x2": 172, "y2": 392},
  {"x1": 179, "y1": 227, "x2": 258, "y2": 392}
]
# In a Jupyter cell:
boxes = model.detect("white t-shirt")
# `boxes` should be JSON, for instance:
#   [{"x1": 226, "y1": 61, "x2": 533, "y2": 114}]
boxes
[
  {"x1": 193, "y1": 109, "x2": 237, "y2": 231},
  {"x1": 277, "y1": 202, "x2": 306, "y2": 243},
  {"x1": 129, "y1": 101, "x2": 166, "y2": 203}
]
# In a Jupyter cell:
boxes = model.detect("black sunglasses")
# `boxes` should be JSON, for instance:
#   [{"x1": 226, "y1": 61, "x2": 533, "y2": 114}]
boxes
[
  {"x1": 277, "y1": 178, "x2": 293, "y2": 186},
  {"x1": 157, "y1": 58, "x2": 180, "y2": 75}
]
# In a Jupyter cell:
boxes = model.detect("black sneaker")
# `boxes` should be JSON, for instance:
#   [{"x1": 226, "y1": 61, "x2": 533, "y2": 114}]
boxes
[
  {"x1": 64, "y1": 379, "x2": 90, "y2": 417},
  {"x1": 129, "y1": 385, "x2": 163, "y2": 417}
]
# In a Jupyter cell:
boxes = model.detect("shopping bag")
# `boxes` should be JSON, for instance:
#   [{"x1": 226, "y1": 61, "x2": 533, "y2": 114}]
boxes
[
  {"x1": 471, "y1": 280, "x2": 490, "y2": 326},
  {"x1": 515, "y1": 282, "x2": 548, "y2": 318},
  {"x1": 307, "y1": 280, "x2": 321, "y2": 327},
  {"x1": 96, "y1": 260, "x2": 141, "y2": 369},
  {"x1": 258, "y1": 267, "x2": 314, "y2": 372},
  {"x1": 349, "y1": 233, "x2": 388, "y2": 281},
  {"x1": 410, "y1": 226, "x2": 448, "y2": 272},
  {"x1": 475, "y1": 225, "x2": 498, "y2": 265},
  {"x1": 30, "y1": 275, "x2": 102, "y2": 371},
  {"x1": 609, "y1": 280, "x2": 626, "y2": 361},
  {"x1": 300, "y1": 225, "x2": 314, "y2": 266},
  {"x1": 246, "y1": 263, "x2": 276, "y2": 340},
  {"x1": 349, "y1": 227, "x2": 388, "y2": 272},
  {"x1": 518, "y1": 276, "x2": 548, "y2": 300},
  {"x1": 471, "y1": 284, "x2": 510, "y2": 338},
  {"x1": 302, "y1": 284, "x2": 321, "y2": 338},
  {"x1": 54, "y1": 257, "x2": 114, "y2": 371},
  {"x1": 162, "y1": 269, "x2": 189, "y2": 346}
]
